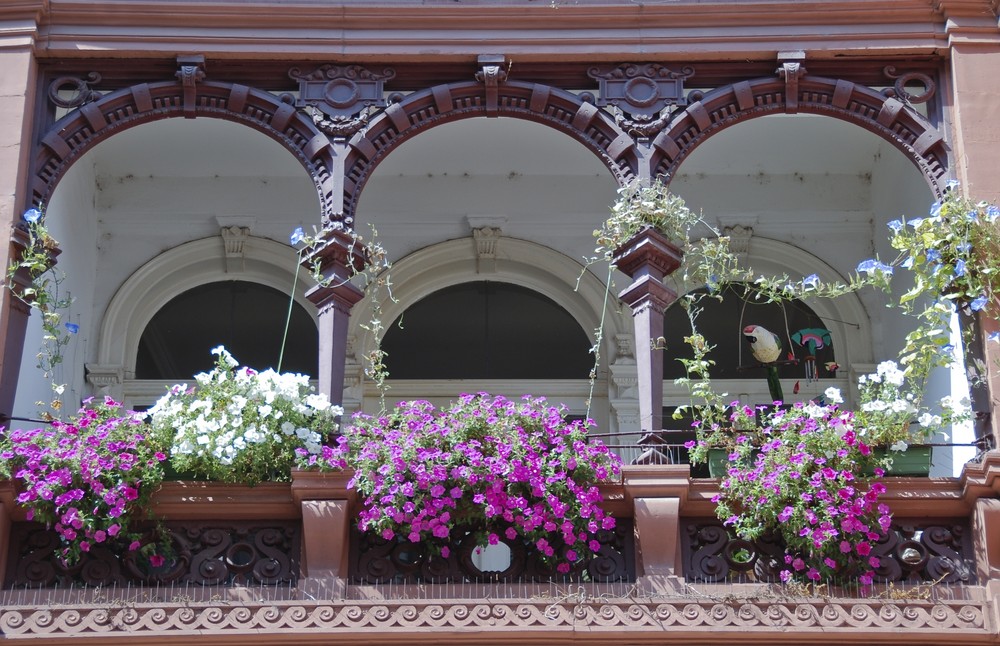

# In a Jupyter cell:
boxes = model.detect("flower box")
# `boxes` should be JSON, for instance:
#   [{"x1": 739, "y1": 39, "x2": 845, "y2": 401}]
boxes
[{"x1": 867, "y1": 445, "x2": 933, "y2": 477}]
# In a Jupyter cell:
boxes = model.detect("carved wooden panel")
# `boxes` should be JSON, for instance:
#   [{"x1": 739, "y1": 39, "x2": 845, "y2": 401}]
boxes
[
  {"x1": 682, "y1": 519, "x2": 974, "y2": 585},
  {"x1": 4, "y1": 520, "x2": 301, "y2": 589},
  {"x1": 349, "y1": 520, "x2": 635, "y2": 584}
]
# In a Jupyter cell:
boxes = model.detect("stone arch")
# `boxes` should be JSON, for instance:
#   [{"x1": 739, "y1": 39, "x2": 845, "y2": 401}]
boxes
[
  {"x1": 652, "y1": 74, "x2": 950, "y2": 195},
  {"x1": 87, "y1": 235, "x2": 316, "y2": 402},
  {"x1": 31, "y1": 80, "x2": 336, "y2": 219},
  {"x1": 341, "y1": 80, "x2": 637, "y2": 227}
]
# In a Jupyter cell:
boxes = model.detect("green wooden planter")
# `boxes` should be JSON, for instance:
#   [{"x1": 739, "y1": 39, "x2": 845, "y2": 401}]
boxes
[{"x1": 867, "y1": 445, "x2": 933, "y2": 477}]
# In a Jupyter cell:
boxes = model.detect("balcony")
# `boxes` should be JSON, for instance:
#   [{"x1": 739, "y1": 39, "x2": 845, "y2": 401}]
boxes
[{"x1": 3, "y1": 453, "x2": 1000, "y2": 643}]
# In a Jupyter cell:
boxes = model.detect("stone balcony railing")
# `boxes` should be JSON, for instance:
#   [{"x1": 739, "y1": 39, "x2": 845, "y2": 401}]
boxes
[{"x1": 2, "y1": 456, "x2": 1000, "y2": 642}]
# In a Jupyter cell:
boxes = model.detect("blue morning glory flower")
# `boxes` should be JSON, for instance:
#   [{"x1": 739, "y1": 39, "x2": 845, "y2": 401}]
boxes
[
  {"x1": 930, "y1": 202, "x2": 942, "y2": 217},
  {"x1": 901, "y1": 256, "x2": 914, "y2": 269},
  {"x1": 926, "y1": 249, "x2": 941, "y2": 263},
  {"x1": 22, "y1": 208, "x2": 41, "y2": 223},
  {"x1": 887, "y1": 219, "x2": 904, "y2": 233},
  {"x1": 946, "y1": 179, "x2": 960, "y2": 191},
  {"x1": 857, "y1": 259, "x2": 893, "y2": 276},
  {"x1": 954, "y1": 259, "x2": 966, "y2": 276},
  {"x1": 957, "y1": 242, "x2": 972, "y2": 254},
  {"x1": 971, "y1": 296, "x2": 989, "y2": 311},
  {"x1": 986, "y1": 205, "x2": 1000, "y2": 223},
  {"x1": 802, "y1": 274, "x2": 821, "y2": 290},
  {"x1": 990, "y1": 332, "x2": 1000, "y2": 343},
  {"x1": 65, "y1": 322, "x2": 79, "y2": 334},
  {"x1": 909, "y1": 218, "x2": 924, "y2": 228},
  {"x1": 289, "y1": 226, "x2": 305, "y2": 245}
]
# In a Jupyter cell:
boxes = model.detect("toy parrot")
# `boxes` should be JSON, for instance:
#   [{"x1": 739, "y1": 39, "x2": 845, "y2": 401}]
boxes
[
  {"x1": 743, "y1": 324, "x2": 784, "y2": 402},
  {"x1": 791, "y1": 328, "x2": 832, "y2": 383}
]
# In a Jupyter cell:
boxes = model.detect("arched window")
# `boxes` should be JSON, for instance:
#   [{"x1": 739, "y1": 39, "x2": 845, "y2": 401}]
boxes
[
  {"x1": 382, "y1": 281, "x2": 592, "y2": 380},
  {"x1": 135, "y1": 281, "x2": 317, "y2": 379}
]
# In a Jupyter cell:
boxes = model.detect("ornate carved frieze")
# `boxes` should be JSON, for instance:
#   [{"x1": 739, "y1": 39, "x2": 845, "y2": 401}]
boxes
[
  {"x1": 682, "y1": 520, "x2": 975, "y2": 584},
  {"x1": 349, "y1": 521, "x2": 635, "y2": 584},
  {"x1": 4, "y1": 520, "x2": 301, "y2": 589},
  {"x1": 47, "y1": 72, "x2": 103, "y2": 109},
  {"x1": 588, "y1": 63, "x2": 695, "y2": 136},
  {"x1": 0, "y1": 596, "x2": 987, "y2": 639},
  {"x1": 289, "y1": 64, "x2": 395, "y2": 137}
]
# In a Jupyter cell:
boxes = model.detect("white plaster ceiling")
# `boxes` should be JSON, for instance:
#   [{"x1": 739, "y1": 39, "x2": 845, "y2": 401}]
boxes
[{"x1": 83, "y1": 112, "x2": 885, "y2": 181}]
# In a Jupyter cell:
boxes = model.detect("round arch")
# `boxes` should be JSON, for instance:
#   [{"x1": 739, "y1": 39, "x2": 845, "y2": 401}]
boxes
[
  {"x1": 341, "y1": 80, "x2": 637, "y2": 227},
  {"x1": 349, "y1": 236, "x2": 625, "y2": 370},
  {"x1": 91, "y1": 235, "x2": 317, "y2": 385},
  {"x1": 31, "y1": 80, "x2": 336, "y2": 219},
  {"x1": 653, "y1": 74, "x2": 950, "y2": 195}
]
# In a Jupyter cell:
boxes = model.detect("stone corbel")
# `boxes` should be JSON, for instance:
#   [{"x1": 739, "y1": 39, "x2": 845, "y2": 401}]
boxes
[
  {"x1": 176, "y1": 55, "x2": 206, "y2": 119},
  {"x1": 467, "y1": 215, "x2": 506, "y2": 273},
  {"x1": 475, "y1": 54, "x2": 509, "y2": 118},
  {"x1": 721, "y1": 223, "x2": 753, "y2": 268},
  {"x1": 220, "y1": 226, "x2": 249, "y2": 273},
  {"x1": 776, "y1": 51, "x2": 807, "y2": 114},
  {"x1": 85, "y1": 364, "x2": 124, "y2": 400}
]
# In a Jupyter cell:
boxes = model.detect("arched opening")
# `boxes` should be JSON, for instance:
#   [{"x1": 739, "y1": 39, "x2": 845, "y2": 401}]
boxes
[
  {"x1": 13, "y1": 116, "x2": 321, "y2": 415},
  {"x1": 382, "y1": 281, "x2": 592, "y2": 380}
]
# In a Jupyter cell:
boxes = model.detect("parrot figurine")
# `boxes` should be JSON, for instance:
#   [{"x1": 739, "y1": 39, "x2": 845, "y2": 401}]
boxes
[
  {"x1": 743, "y1": 324, "x2": 784, "y2": 402},
  {"x1": 791, "y1": 328, "x2": 832, "y2": 383}
]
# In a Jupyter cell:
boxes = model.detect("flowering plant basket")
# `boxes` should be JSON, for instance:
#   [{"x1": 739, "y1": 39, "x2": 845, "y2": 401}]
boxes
[
  {"x1": 0, "y1": 397, "x2": 169, "y2": 565},
  {"x1": 302, "y1": 393, "x2": 622, "y2": 572},
  {"x1": 711, "y1": 400, "x2": 890, "y2": 586},
  {"x1": 148, "y1": 346, "x2": 341, "y2": 485}
]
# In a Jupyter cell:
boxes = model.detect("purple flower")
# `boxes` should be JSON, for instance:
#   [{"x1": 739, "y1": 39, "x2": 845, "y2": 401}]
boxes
[
  {"x1": 289, "y1": 227, "x2": 305, "y2": 245},
  {"x1": 22, "y1": 208, "x2": 42, "y2": 223},
  {"x1": 971, "y1": 296, "x2": 989, "y2": 311}
]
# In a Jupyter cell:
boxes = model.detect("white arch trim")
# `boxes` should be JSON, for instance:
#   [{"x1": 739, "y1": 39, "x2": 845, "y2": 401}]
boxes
[
  {"x1": 350, "y1": 236, "x2": 624, "y2": 366},
  {"x1": 94, "y1": 235, "x2": 316, "y2": 378}
]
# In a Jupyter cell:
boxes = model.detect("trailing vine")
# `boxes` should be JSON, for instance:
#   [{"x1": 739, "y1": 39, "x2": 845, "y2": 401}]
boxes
[{"x1": 5, "y1": 207, "x2": 75, "y2": 419}]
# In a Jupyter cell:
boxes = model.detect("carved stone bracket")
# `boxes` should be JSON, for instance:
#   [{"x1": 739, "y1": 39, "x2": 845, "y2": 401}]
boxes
[
  {"x1": 47, "y1": 72, "x2": 103, "y2": 109},
  {"x1": 721, "y1": 224, "x2": 753, "y2": 268},
  {"x1": 290, "y1": 64, "x2": 395, "y2": 137},
  {"x1": 882, "y1": 66, "x2": 937, "y2": 105},
  {"x1": 220, "y1": 225, "x2": 249, "y2": 273},
  {"x1": 588, "y1": 63, "x2": 694, "y2": 136},
  {"x1": 776, "y1": 51, "x2": 807, "y2": 114},
  {"x1": 175, "y1": 55, "x2": 206, "y2": 119},
  {"x1": 474, "y1": 54, "x2": 509, "y2": 118},
  {"x1": 84, "y1": 364, "x2": 124, "y2": 399},
  {"x1": 468, "y1": 215, "x2": 506, "y2": 274}
]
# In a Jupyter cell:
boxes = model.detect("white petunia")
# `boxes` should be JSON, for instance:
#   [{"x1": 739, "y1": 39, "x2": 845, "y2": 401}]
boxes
[{"x1": 824, "y1": 387, "x2": 843, "y2": 404}]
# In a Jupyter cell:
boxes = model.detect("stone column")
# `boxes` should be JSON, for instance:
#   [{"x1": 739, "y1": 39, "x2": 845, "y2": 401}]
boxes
[
  {"x1": 946, "y1": 14, "x2": 1000, "y2": 451},
  {"x1": 0, "y1": 30, "x2": 42, "y2": 421},
  {"x1": 304, "y1": 228, "x2": 366, "y2": 408},
  {"x1": 612, "y1": 227, "x2": 683, "y2": 435}
]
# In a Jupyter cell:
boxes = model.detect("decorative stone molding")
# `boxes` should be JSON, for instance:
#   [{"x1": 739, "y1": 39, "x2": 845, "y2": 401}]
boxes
[
  {"x1": 175, "y1": 55, "x2": 207, "y2": 119},
  {"x1": 220, "y1": 225, "x2": 250, "y2": 273},
  {"x1": 47, "y1": 72, "x2": 102, "y2": 109},
  {"x1": 474, "y1": 54, "x2": 509, "y2": 117},
  {"x1": 776, "y1": 51, "x2": 807, "y2": 114},
  {"x1": 471, "y1": 226, "x2": 502, "y2": 274},
  {"x1": 721, "y1": 224, "x2": 754, "y2": 267},
  {"x1": 883, "y1": 65, "x2": 937, "y2": 105},
  {"x1": 84, "y1": 363, "x2": 124, "y2": 399},
  {"x1": 588, "y1": 63, "x2": 695, "y2": 136},
  {"x1": 0, "y1": 596, "x2": 987, "y2": 640},
  {"x1": 290, "y1": 64, "x2": 396, "y2": 137}
]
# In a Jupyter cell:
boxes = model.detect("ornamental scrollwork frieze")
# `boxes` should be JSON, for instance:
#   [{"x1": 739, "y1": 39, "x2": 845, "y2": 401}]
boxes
[
  {"x1": 47, "y1": 72, "x2": 104, "y2": 109},
  {"x1": 289, "y1": 64, "x2": 396, "y2": 137},
  {"x1": 588, "y1": 63, "x2": 695, "y2": 136},
  {"x1": 882, "y1": 66, "x2": 937, "y2": 106}
]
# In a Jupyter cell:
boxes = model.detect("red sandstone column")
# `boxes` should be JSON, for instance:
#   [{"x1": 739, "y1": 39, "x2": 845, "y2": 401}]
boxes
[
  {"x1": 0, "y1": 32, "x2": 42, "y2": 420},
  {"x1": 304, "y1": 228, "x2": 366, "y2": 408},
  {"x1": 612, "y1": 228, "x2": 683, "y2": 435},
  {"x1": 946, "y1": 14, "x2": 1000, "y2": 451}
]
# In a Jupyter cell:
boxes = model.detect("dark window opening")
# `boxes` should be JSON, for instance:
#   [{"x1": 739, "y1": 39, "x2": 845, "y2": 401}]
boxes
[
  {"x1": 382, "y1": 281, "x2": 592, "y2": 379},
  {"x1": 135, "y1": 281, "x2": 317, "y2": 379},
  {"x1": 662, "y1": 284, "x2": 836, "y2": 380}
]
